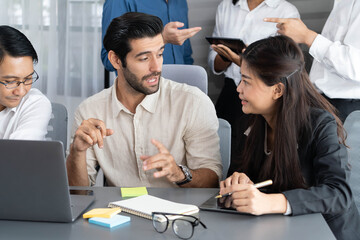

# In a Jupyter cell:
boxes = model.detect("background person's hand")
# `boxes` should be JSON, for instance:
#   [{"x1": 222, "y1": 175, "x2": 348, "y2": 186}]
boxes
[
  {"x1": 163, "y1": 22, "x2": 201, "y2": 45},
  {"x1": 141, "y1": 139, "x2": 185, "y2": 182},
  {"x1": 264, "y1": 18, "x2": 318, "y2": 47},
  {"x1": 211, "y1": 44, "x2": 243, "y2": 66},
  {"x1": 72, "y1": 118, "x2": 113, "y2": 152}
]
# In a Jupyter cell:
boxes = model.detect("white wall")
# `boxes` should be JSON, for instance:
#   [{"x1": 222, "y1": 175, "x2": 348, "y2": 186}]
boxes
[{"x1": 187, "y1": 0, "x2": 334, "y2": 102}]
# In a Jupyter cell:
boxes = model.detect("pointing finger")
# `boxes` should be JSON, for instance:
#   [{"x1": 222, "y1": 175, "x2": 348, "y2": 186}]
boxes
[
  {"x1": 263, "y1": 17, "x2": 287, "y2": 23},
  {"x1": 178, "y1": 27, "x2": 202, "y2": 39},
  {"x1": 151, "y1": 139, "x2": 170, "y2": 154},
  {"x1": 140, "y1": 155, "x2": 151, "y2": 161},
  {"x1": 180, "y1": 26, "x2": 202, "y2": 33}
]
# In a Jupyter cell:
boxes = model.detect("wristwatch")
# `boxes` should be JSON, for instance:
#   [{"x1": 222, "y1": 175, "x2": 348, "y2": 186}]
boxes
[{"x1": 175, "y1": 165, "x2": 192, "y2": 186}]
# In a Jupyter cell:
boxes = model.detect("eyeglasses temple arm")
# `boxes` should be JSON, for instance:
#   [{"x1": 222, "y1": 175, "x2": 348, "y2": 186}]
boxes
[{"x1": 199, "y1": 220, "x2": 207, "y2": 229}]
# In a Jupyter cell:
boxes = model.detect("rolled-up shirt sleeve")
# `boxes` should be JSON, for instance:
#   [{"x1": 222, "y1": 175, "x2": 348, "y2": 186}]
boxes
[{"x1": 309, "y1": 3, "x2": 360, "y2": 82}]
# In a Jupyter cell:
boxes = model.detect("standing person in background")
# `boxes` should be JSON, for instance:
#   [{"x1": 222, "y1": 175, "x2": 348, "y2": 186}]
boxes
[
  {"x1": 0, "y1": 26, "x2": 51, "y2": 140},
  {"x1": 208, "y1": 0, "x2": 299, "y2": 127},
  {"x1": 265, "y1": 0, "x2": 360, "y2": 122},
  {"x1": 101, "y1": 0, "x2": 201, "y2": 72}
]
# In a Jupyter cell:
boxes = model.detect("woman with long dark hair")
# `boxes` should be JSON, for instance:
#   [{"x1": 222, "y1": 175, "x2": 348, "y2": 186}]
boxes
[{"x1": 220, "y1": 35, "x2": 360, "y2": 239}]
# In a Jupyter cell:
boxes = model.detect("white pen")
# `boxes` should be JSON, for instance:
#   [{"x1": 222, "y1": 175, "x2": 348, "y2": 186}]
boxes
[{"x1": 215, "y1": 179, "x2": 273, "y2": 198}]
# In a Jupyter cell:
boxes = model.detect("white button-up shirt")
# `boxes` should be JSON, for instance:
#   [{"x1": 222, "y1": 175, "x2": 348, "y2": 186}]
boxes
[
  {"x1": 72, "y1": 78, "x2": 222, "y2": 187},
  {"x1": 0, "y1": 88, "x2": 52, "y2": 140},
  {"x1": 309, "y1": 0, "x2": 360, "y2": 99},
  {"x1": 208, "y1": 0, "x2": 300, "y2": 85}
]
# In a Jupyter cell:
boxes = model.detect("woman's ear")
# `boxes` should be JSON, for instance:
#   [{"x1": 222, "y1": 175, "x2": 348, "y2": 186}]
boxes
[
  {"x1": 273, "y1": 83, "x2": 285, "y2": 100},
  {"x1": 108, "y1": 50, "x2": 122, "y2": 70}
]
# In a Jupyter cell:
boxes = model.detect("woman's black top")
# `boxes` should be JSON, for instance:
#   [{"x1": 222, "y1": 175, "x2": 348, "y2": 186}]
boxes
[{"x1": 229, "y1": 108, "x2": 360, "y2": 240}]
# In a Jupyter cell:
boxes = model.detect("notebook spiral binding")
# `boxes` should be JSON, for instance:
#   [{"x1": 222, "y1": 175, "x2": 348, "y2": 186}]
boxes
[{"x1": 108, "y1": 204, "x2": 153, "y2": 220}]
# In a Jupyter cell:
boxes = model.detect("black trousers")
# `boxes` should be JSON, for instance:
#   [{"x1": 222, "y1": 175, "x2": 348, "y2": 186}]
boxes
[
  {"x1": 322, "y1": 94, "x2": 360, "y2": 122},
  {"x1": 215, "y1": 77, "x2": 244, "y2": 127}
]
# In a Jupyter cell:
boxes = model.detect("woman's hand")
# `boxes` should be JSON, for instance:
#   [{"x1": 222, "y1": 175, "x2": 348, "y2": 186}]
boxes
[
  {"x1": 219, "y1": 172, "x2": 287, "y2": 215},
  {"x1": 219, "y1": 172, "x2": 253, "y2": 204},
  {"x1": 224, "y1": 184, "x2": 272, "y2": 215},
  {"x1": 211, "y1": 44, "x2": 243, "y2": 66},
  {"x1": 220, "y1": 172, "x2": 253, "y2": 190}
]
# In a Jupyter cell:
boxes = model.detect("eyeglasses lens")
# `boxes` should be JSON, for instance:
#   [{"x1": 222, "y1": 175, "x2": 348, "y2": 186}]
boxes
[
  {"x1": 2, "y1": 71, "x2": 38, "y2": 89},
  {"x1": 173, "y1": 219, "x2": 193, "y2": 239},
  {"x1": 153, "y1": 214, "x2": 168, "y2": 233}
]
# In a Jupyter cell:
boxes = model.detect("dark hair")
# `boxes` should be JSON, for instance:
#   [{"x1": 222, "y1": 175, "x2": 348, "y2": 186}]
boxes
[
  {"x1": 232, "y1": 0, "x2": 239, "y2": 5},
  {"x1": 238, "y1": 35, "x2": 345, "y2": 192},
  {"x1": 0, "y1": 25, "x2": 38, "y2": 64},
  {"x1": 103, "y1": 12, "x2": 163, "y2": 68}
]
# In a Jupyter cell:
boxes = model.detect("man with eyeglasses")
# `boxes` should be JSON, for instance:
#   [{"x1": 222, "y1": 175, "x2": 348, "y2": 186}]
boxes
[{"x1": 0, "y1": 25, "x2": 51, "y2": 140}]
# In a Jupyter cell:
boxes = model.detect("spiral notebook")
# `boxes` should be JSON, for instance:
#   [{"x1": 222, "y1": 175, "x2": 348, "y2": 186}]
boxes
[{"x1": 108, "y1": 195, "x2": 199, "y2": 220}]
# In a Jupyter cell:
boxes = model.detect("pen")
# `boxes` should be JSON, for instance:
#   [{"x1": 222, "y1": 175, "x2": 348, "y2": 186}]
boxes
[{"x1": 215, "y1": 179, "x2": 273, "y2": 198}]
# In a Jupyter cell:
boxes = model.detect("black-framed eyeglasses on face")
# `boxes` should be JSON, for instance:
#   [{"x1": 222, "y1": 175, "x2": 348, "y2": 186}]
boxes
[
  {"x1": 0, "y1": 70, "x2": 39, "y2": 89},
  {"x1": 152, "y1": 212, "x2": 207, "y2": 239}
]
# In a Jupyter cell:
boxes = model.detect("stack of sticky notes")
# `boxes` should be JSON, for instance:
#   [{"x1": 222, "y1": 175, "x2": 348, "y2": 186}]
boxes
[
  {"x1": 83, "y1": 208, "x2": 121, "y2": 218},
  {"x1": 89, "y1": 215, "x2": 130, "y2": 228},
  {"x1": 83, "y1": 208, "x2": 130, "y2": 229}
]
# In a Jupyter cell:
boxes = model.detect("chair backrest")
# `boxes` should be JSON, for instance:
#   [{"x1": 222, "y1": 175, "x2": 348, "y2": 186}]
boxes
[
  {"x1": 218, "y1": 118, "x2": 231, "y2": 180},
  {"x1": 344, "y1": 110, "x2": 360, "y2": 211},
  {"x1": 46, "y1": 103, "x2": 68, "y2": 151},
  {"x1": 162, "y1": 64, "x2": 208, "y2": 94},
  {"x1": 95, "y1": 167, "x2": 105, "y2": 187}
]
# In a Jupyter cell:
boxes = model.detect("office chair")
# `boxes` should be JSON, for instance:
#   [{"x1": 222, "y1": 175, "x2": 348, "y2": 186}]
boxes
[
  {"x1": 46, "y1": 103, "x2": 68, "y2": 152},
  {"x1": 95, "y1": 168, "x2": 105, "y2": 187},
  {"x1": 218, "y1": 118, "x2": 231, "y2": 180},
  {"x1": 344, "y1": 110, "x2": 360, "y2": 210},
  {"x1": 162, "y1": 64, "x2": 208, "y2": 94}
]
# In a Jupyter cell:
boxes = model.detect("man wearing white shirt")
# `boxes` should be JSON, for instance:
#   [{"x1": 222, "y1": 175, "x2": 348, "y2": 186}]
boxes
[
  {"x1": 265, "y1": 0, "x2": 360, "y2": 121},
  {"x1": 0, "y1": 26, "x2": 51, "y2": 140},
  {"x1": 208, "y1": 0, "x2": 300, "y2": 126}
]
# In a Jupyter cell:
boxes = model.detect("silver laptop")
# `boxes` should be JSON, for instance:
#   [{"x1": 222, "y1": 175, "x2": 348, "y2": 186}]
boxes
[{"x1": 0, "y1": 139, "x2": 94, "y2": 222}]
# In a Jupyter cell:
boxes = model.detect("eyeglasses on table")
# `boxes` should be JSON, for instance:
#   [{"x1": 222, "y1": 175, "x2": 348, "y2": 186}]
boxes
[{"x1": 152, "y1": 212, "x2": 207, "y2": 239}]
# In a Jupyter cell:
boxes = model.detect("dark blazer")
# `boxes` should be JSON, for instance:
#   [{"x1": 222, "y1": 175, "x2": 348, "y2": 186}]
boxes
[{"x1": 229, "y1": 108, "x2": 360, "y2": 240}]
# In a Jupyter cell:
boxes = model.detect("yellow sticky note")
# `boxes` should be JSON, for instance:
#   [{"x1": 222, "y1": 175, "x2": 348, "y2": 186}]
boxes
[
  {"x1": 83, "y1": 208, "x2": 121, "y2": 219},
  {"x1": 121, "y1": 187, "x2": 148, "y2": 198}
]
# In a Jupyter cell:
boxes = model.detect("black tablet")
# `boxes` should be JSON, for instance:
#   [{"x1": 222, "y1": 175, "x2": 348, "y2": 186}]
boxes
[
  {"x1": 206, "y1": 36, "x2": 246, "y2": 54},
  {"x1": 199, "y1": 194, "x2": 250, "y2": 215}
]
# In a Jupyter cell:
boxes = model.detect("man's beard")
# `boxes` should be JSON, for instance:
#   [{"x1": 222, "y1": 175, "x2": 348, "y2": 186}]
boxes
[{"x1": 123, "y1": 67, "x2": 161, "y2": 95}]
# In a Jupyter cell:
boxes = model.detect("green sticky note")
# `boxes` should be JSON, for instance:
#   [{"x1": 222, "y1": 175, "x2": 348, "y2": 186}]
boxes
[{"x1": 121, "y1": 187, "x2": 148, "y2": 197}]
